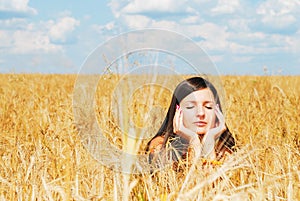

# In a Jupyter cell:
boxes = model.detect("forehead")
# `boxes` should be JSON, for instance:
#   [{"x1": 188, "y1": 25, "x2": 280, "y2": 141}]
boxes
[{"x1": 180, "y1": 88, "x2": 214, "y2": 103}]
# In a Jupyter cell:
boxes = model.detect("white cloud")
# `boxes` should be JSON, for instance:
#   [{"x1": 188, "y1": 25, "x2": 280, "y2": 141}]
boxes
[
  {"x1": 256, "y1": 0, "x2": 300, "y2": 29},
  {"x1": 261, "y1": 15, "x2": 296, "y2": 30},
  {"x1": 193, "y1": 0, "x2": 212, "y2": 3},
  {"x1": 180, "y1": 15, "x2": 202, "y2": 24},
  {"x1": 11, "y1": 29, "x2": 62, "y2": 54},
  {"x1": 48, "y1": 16, "x2": 80, "y2": 43},
  {"x1": 290, "y1": 30, "x2": 300, "y2": 53},
  {"x1": 121, "y1": 14, "x2": 153, "y2": 29},
  {"x1": 118, "y1": 17, "x2": 231, "y2": 53},
  {"x1": 110, "y1": 0, "x2": 196, "y2": 19},
  {"x1": 228, "y1": 19, "x2": 251, "y2": 32},
  {"x1": 92, "y1": 21, "x2": 116, "y2": 35},
  {"x1": 103, "y1": 0, "x2": 300, "y2": 74},
  {"x1": 211, "y1": 0, "x2": 240, "y2": 14},
  {"x1": 272, "y1": 32, "x2": 300, "y2": 53},
  {"x1": 209, "y1": 55, "x2": 224, "y2": 63},
  {"x1": 122, "y1": 0, "x2": 191, "y2": 14},
  {"x1": 0, "y1": 29, "x2": 61, "y2": 55},
  {"x1": 187, "y1": 23, "x2": 230, "y2": 51},
  {"x1": 227, "y1": 30, "x2": 300, "y2": 56},
  {"x1": 105, "y1": 21, "x2": 115, "y2": 31},
  {"x1": 0, "y1": 18, "x2": 26, "y2": 28},
  {"x1": 108, "y1": 0, "x2": 127, "y2": 18},
  {"x1": 0, "y1": 14, "x2": 80, "y2": 54},
  {"x1": 0, "y1": 30, "x2": 12, "y2": 48},
  {"x1": 106, "y1": 1, "x2": 233, "y2": 53},
  {"x1": 151, "y1": 20, "x2": 179, "y2": 30},
  {"x1": 0, "y1": 0, "x2": 37, "y2": 16}
]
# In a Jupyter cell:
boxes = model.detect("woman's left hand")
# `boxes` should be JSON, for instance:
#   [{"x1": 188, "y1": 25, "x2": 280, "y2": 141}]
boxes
[{"x1": 201, "y1": 105, "x2": 227, "y2": 158}]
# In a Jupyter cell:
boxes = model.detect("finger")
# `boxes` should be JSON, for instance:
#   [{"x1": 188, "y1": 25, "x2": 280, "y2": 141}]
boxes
[
  {"x1": 215, "y1": 104, "x2": 225, "y2": 125},
  {"x1": 214, "y1": 104, "x2": 221, "y2": 117},
  {"x1": 178, "y1": 106, "x2": 183, "y2": 128},
  {"x1": 176, "y1": 106, "x2": 182, "y2": 133},
  {"x1": 173, "y1": 112, "x2": 177, "y2": 133},
  {"x1": 213, "y1": 105, "x2": 226, "y2": 138},
  {"x1": 173, "y1": 105, "x2": 180, "y2": 133}
]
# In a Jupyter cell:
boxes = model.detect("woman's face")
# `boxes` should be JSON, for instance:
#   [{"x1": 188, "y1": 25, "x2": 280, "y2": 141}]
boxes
[{"x1": 180, "y1": 88, "x2": 216, "y2": 135}]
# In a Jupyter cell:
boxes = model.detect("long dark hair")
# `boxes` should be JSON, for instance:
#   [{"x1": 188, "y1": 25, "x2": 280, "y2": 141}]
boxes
[{"x1": 146, "y1": 77, "x2": 235, "y2": 161}]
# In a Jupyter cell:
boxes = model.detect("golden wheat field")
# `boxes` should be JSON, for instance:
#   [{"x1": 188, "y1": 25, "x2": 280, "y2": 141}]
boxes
[{"x1": 0, "y1": 73, "x2": 299, "y2": 201}]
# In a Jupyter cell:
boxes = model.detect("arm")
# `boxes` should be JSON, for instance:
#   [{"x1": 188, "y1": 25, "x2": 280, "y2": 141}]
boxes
[
  {"x1": 148, "y1": 135, "x2": 166, "y2": 166},
  {"x1": 148, "y1": 135, "x2": 164, "y2": 154},
  {"x1": 201, "y1": 105, "x2": 227, "y2": 159},
  {"x1": 173, "y1": 105, "x2": 202, "y2": 160}
]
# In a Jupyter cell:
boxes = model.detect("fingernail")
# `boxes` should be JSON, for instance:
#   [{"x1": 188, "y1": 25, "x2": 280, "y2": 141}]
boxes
[{"x1": 176, "y1": 104, "x2": 179, "y2": 110}]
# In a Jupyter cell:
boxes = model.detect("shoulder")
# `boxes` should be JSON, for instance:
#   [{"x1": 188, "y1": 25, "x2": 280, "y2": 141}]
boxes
[{"x1": 148, "y1": 136, "x2": 164, "y2": 153}]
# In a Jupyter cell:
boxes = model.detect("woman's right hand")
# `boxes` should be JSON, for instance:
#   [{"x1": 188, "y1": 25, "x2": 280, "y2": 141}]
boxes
[{"x1": 173, "y1": 105, "x2": 201, "y2": 156}]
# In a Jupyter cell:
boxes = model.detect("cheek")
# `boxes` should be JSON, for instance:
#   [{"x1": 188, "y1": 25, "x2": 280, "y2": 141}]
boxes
[
  {"x1": 206, "y1": 110, "x2": 216, "y2": 124},
  {"x1": 182, "y1": 110, "x2": 194, "y2": 126}
]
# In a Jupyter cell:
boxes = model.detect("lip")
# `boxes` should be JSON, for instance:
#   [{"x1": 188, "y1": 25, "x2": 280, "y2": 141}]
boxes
[{"x1": 194, "y1": 121, "x2": 207, "y2": 127}]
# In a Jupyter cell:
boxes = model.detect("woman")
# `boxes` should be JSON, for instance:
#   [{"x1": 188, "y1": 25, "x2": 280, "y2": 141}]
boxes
[{"x1": 146, "y1": 76, "x2": 235, "y2": 167}]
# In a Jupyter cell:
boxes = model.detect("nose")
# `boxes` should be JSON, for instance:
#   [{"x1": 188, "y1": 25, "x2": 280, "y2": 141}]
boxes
[{"x1": 196, "y1": 105, "x2": 205, "y2": 117}]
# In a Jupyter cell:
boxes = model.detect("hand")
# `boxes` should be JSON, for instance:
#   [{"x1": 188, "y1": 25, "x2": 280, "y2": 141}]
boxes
[
  {"x1": 173, "y1": 105, "x2": 200, "y2": 143},
  {"x1": 201, "y1": 105, "x2": 226, "y2": 158},
  {"x1": 173, "y1": 105, "x2": 201, "y2": 159}
]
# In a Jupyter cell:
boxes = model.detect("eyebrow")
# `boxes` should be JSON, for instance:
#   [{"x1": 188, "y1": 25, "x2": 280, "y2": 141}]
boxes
[{"x1": 183, "y1": 100, "x2": 214, "y2": 104}]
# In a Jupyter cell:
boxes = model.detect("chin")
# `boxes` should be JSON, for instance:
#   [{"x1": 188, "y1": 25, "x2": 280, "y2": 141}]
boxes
[{"x1": 196, "y1": 129, "x2": 206, "y2": 135}]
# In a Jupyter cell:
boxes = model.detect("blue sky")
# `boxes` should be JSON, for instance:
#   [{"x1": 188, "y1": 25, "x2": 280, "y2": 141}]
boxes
[{"x1": 0, "y1": 0, "x2": 299, "y2": 75}]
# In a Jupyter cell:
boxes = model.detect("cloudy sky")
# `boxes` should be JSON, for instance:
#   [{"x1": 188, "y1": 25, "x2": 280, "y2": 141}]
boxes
[{"x1": 0, "y1": 0, "x2": 299, "y2": 75}]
